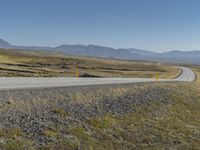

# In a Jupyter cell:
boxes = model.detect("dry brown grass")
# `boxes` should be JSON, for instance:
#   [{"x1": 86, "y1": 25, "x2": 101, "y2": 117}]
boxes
[
  {"x1": 67, "y1": 87, "x2": 131, "y2": 104},
  {"x1": 0, "y1": 49, "x2": 180, "y2": 78}
]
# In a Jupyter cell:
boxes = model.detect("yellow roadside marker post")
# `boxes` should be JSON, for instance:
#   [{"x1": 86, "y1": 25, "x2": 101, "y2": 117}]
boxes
[
  {"x1": 156, "y1": 73, "x2": 159, "y2": 81},
  {"x1": 150, "y1": 74, "x2": 152, "y2": 79},
  {"x1": 76, "y1": 68, "x2": 79, "y2": 78}
]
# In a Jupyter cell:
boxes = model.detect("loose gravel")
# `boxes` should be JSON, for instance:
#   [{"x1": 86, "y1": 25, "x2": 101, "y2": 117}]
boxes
[{"x1": 0, "y1": 82, "x2": 177, "y2": 145}]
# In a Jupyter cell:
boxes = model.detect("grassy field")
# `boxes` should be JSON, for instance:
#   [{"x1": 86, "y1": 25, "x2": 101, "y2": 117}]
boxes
[
  {"x1": 0, "y1": 49, "x2": 180, "y2": 78},
  {"x1": 43, "y1": 67, "x2": 200, "y2": 149},
  {"x1": 0, "y1": 66, "x2": 198, "y2": 149}
]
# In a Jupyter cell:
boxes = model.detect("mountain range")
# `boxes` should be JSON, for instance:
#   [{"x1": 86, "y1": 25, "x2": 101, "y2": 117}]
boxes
[{"x1": 0, "y1": 38, "x2": 200, "y2": 64}]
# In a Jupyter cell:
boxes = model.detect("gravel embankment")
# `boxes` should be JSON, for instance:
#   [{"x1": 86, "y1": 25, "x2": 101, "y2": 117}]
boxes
[{"x1": 0, "y1": 83, "x2": 177, "y2": 145}]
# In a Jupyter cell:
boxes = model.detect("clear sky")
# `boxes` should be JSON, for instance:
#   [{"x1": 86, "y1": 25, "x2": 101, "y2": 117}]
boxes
[{"x1": 0, "y1": 0, "x2": 200, "y2": 52}]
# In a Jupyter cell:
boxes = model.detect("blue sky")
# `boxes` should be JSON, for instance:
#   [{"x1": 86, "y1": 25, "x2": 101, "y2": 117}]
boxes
[{"x1": 0, "y1": 0, "x2": 200, "y2": 52}]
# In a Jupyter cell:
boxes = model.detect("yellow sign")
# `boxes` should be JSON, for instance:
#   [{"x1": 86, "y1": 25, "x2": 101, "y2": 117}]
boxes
[
  {"x1": 156, "y1": 73, "x2": 159, "y2": 81},
  {"x1": 76, "y1": 68, "x2": 79, "y2": 78}
]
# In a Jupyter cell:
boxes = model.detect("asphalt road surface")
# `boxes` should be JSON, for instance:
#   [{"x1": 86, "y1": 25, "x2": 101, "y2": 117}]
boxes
[{"x1": 0, "y1": 67, "x2": 195, "y2": 90}]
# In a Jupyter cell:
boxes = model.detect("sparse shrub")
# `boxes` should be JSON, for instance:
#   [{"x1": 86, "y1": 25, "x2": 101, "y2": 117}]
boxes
[
  {"x1": 69, "y1": 127, "x2": 90, "y2": 142},
  {"x1": 0, "y1": 128, "x2": 23, "y2": 139},
  {"x1": 3, "y1": 139, "x2": 24, "y2": 150},
  {"x1": 89, "y1": 116, "x2": 116, "y2": 129},
  {"x1": 43, "y1": 128, "x2": 58, "y2": 138},
  {"x1": 52, "y1": 108, "x2": 68, "y2": 117}
]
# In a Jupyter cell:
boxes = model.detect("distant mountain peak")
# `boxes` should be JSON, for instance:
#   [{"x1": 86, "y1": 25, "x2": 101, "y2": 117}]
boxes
[
  {"x1": 1, "y1": 38, "x2": 200, "y2": 64},
  {"x1": 0, "y1": 39, "x2": 11, "y2": 48},
  {"x1": 163, "y1": 50, "x2": 200, "y2": 55}
]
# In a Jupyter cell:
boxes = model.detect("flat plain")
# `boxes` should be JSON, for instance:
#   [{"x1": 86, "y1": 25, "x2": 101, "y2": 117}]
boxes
[{"x1": 0, "y1": 49, "x2": 180, "y2": 78}]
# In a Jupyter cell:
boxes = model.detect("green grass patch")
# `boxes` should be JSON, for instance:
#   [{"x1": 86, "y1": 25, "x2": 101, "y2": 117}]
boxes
[
  {"x1": 52, "y1": 108, "x2": 68, "y2": 117},
  {"x1": 89, "y1": 116, "x2": 116, "y2": 129},
  {"x1": 0, "y1": 128, "x2": 23, "y2": 139},
  {"x1": 43, "y1": 128, "x2": 58, "y2": 138}
]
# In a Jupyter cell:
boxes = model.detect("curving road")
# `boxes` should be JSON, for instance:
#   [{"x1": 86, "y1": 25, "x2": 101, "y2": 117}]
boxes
[
  {"x1": 0, "y1": 67, "x2": 195, "y2": 90},
  {"x1": 173, "y1": 67, "x2": 195, "y2": 82}
]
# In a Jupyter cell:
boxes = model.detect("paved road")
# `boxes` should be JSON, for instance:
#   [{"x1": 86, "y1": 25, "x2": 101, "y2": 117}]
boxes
[
  {"x1": 173, "y1": 67, "x2": 195, "y2": 82},
  {"x1": 0, "y1": 67, "x2": 195, "y2": 90}
]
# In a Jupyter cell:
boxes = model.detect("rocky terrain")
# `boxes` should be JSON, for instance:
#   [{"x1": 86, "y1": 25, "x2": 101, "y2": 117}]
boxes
[{"x1": 0, "y1": 79, "x2": 197, "y2": 149}]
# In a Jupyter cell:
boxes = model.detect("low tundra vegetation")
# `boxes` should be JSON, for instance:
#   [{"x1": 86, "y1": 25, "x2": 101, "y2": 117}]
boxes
[
  {"x1": 0, "y1": 49, "x2": 180, "y2": 78},
  {"x1": 0, "y1": 68, "x2": 199, "y2": 149}
]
